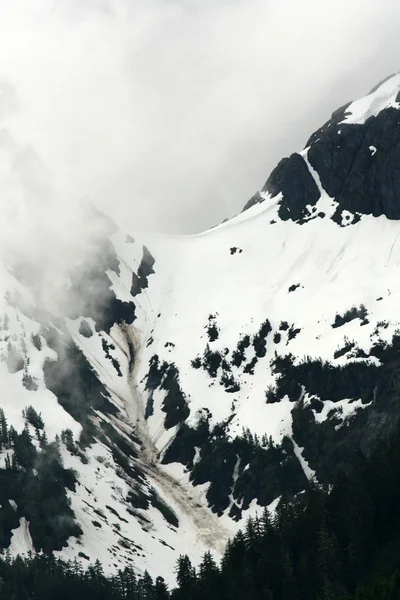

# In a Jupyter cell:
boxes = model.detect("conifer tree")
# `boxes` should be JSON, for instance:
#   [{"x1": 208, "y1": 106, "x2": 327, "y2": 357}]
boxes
[
  {"x1": 154, "y1": 576, "x2": 169, "y2": 600},
  {"x1": 199, "y1": 551, "x2": 220, "y2": 600},
  {"x1": 174, "y1": 555, "x2": 197, "y2": 600},
  {"x1": 0, "y1": 408, "x2": 8, "y2": 449}
]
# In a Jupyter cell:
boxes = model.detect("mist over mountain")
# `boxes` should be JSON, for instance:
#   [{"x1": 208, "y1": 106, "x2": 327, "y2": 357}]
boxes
[
  {"x1": 0, "y1": 71, "x2": 398, "y2": 598},
  {"x1": 1, "y1": 0, "x2": 400, "y2": 235}
]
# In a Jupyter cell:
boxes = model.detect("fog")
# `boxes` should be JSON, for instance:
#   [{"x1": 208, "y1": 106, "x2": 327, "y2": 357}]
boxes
[{"x1": 0, "y1": 0, "x2": 399, "y2": 238}]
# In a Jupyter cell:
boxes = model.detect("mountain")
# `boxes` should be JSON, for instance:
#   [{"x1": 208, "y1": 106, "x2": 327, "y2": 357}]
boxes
[{"x1": 1, "y1": 73, "x2": 400, "y2": 584}]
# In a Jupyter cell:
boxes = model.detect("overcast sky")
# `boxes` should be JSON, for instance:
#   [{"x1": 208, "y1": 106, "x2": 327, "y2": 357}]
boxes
[{"x1": 0, "y1": 0, "x2": 399, "y2": 235}]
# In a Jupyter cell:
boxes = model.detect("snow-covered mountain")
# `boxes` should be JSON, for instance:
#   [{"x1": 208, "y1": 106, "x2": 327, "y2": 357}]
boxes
[{"x1": 1, "y1": 73, "x2": 400, "y2": 583}]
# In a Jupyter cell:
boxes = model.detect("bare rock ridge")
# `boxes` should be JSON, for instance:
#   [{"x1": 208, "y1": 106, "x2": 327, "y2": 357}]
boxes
[{"x1": 245, "y1": 73, "x2": 400, "y2": 224}]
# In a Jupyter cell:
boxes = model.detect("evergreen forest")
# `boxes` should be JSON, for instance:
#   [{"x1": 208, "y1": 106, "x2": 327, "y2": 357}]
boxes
[{"x1": 3, "y1": 423, "x2": 400, "y2": 598}]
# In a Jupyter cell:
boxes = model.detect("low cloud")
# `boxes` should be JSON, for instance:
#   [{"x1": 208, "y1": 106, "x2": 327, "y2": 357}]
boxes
[{"x1": 0, "y1": 0, "x2": 399, "y2": 241}]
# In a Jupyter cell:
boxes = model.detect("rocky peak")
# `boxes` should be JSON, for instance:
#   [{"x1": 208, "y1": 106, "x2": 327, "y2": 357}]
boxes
[{"x1": 246, "y1": 73, "x2": 400, "y2": 226}]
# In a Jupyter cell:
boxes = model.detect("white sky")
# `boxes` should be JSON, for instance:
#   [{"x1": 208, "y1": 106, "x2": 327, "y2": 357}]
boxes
[{"x1": 0, "y1": 0, "x2": 399, "y2": 234}]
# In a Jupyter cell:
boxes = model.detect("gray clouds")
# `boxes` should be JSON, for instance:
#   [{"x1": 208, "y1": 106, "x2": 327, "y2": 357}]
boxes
[{"x1": 0, "y1": 0, "x2": 399, "y2": 234}]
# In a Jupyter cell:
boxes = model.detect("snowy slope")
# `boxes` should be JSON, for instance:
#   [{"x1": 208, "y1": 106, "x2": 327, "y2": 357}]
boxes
[
  {"x1": 112, "y1": 199, "x2": 399, "y2": 445},
  {"x1": 1, "y1": 73, "x2": 400, "y2": 582}
]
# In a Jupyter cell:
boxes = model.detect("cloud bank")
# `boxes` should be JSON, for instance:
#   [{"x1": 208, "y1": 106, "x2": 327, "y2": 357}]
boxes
[{"x1": 0, "y1": 0, "x2": 399, "y2": 237}]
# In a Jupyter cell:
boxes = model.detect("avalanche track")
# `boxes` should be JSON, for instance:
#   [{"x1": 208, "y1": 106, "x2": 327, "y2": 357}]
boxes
[{"x1": 124, "y1": 324, "x2": 230, "y2": 555}]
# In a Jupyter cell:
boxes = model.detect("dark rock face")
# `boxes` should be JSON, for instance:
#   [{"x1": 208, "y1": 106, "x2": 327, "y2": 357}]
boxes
[
  {"x1": 242, "y1": 83, "x2": 400, "y2": 224},
  {"x1": 145, "y1": 355, "x2": 190, "y2": 429},
  {"x1": 308, "y1": 107, "x2": 400, "y2": 220},
  {"x1": 131, "y1": 246, "x2": 156, "y2": 297},
  {"x1": 67, "y1": 236, "x2": 136, "y2": 333},
  {"x1": 79, "y1": 320, "x2": 93, "y2": 338},
  {"x1": 262, "y1": 153, "x2": 320, "y2": 221},
  {"x1": 306, "y1": 102, "x2": 352, "y2": 147},
  {"x1": 242, "y1": 191, "x2": 264, "y2": 212}
]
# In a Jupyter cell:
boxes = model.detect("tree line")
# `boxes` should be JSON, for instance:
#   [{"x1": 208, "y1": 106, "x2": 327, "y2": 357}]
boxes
[{"x1": 3, "y1": 411, "x2": 400, "y2": 597}]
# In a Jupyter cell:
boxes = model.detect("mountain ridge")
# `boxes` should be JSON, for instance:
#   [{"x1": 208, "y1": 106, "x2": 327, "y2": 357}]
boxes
[{"x1": 0, "y1": 73, "x2": 400, "y2": 582}]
